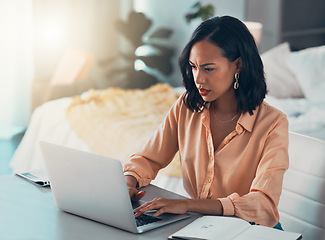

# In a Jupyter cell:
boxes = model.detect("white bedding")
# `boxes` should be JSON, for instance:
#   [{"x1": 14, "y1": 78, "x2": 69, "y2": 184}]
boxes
[
  {"x1": 262, "y1": 43, "x2": 325, "y2": 140},
  {"x1": 10, "y1": 98, "x2": 91, "y2": 171},
  {"x1": 265, "y1": 96, "x2": 325, "y2": 140}
]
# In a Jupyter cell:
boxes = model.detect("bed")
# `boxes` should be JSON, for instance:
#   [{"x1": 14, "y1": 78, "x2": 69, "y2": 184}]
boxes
[
  {"x1": 262, "y1": 42, "x2": 325, "y2": 140},
  {"x1": 10, "y1": 84, "x2": 189, "y2": 196}
]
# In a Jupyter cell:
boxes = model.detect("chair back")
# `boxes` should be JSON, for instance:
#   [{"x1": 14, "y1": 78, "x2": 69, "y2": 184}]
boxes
[{"x1": 278, "y1": 132, "x2": 325, "y2": 240}]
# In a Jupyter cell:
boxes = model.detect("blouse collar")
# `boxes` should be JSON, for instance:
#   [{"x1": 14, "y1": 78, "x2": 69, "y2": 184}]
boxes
[{"x1": 201, "y1": 102, "x2": 259, "y2": 133}]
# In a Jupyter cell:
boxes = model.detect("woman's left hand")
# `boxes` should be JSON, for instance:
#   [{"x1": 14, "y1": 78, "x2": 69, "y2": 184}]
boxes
[{"x1": 134, "y1": 198, "x2": 189, "y2": 217}]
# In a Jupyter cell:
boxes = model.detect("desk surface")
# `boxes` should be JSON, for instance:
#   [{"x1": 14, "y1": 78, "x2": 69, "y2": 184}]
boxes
[{"x1": 0, "y1": 175, "x2": 198, "y2": 240}]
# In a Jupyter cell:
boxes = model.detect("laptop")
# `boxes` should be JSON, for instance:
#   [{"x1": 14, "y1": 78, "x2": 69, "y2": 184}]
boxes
[{"x1": 39, "y1": 141, "x2": 190, "y2": 233}]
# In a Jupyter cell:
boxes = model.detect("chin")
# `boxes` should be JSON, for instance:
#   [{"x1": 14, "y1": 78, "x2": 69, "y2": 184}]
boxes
[
  {"x1": 200, "y1": 93, "x2": 217, "y2": 102},
  {"x1": 201, "y1": 96, "x2": 215, "y2": 103}
]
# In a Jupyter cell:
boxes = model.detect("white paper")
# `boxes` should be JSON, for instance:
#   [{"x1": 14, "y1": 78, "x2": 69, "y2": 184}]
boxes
[
  {"x1": 170, "y1": 216, "x2": 250, "y2": 240},
  {"x1": 170, "y1": 216, "x2": 301, "y2": 240}
]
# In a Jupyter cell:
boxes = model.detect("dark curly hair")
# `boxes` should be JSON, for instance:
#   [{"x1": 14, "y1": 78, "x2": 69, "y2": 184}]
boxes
[{"x1": 179, "y1": 16, "x2": 266, "y2": 115}]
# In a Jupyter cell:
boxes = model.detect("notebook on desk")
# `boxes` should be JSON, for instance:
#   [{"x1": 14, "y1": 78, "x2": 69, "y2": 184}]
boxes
[
  {"x1": 168, "y1": 216, "x2": 302, "y2": 240},
  {"x1": 39, "y1": 141, "x2": 190, "y2": 234}
]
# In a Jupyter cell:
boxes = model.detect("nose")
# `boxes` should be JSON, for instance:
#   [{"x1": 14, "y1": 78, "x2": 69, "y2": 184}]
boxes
[{"x1": 193, "y1": 69, "x2": 205, "y2": 84}]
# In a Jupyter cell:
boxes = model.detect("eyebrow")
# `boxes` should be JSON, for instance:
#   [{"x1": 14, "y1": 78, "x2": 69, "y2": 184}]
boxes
[{"x1": 189, "y1": 60, "x2": 216, "y2": 67}]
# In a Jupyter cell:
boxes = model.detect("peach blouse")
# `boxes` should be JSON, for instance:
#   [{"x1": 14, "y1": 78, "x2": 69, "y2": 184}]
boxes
[{"x1": 124, "y1": 95, "x2": 289, "y2": 227}]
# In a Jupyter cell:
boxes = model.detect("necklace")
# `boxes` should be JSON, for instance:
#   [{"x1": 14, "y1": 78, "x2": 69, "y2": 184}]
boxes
[{"x1": 213, "y1": 111, "x2": 239, "y2": 123}]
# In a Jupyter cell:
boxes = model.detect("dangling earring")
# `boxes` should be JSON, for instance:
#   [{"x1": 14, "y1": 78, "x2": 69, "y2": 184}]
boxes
[{"x1": 234, "y1": 73, "x2": 239, "y2": 90}]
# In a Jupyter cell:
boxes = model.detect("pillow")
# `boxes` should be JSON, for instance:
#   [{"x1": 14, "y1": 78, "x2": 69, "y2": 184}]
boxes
[
  {"x1": 261, "y1": 42, "x2": 304, "y2": 98},
  {"x1": 285, "y1": 45, "x2": 325, "y2": 101}
]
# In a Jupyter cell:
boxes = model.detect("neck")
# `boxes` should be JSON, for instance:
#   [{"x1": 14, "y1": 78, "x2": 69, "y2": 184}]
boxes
[{"x1": 211, "y1": 93, "x2": 238, "y2": 116}]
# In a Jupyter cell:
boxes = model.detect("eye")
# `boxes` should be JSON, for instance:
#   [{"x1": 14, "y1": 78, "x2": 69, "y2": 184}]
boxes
[{"x1": 204, "y1": 67, "x2": 215, "y2": 72}]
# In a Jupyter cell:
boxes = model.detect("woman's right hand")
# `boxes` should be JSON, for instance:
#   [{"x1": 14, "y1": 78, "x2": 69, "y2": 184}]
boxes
[{"x1": 125, "y1": 175, "x2": 146, "y2": 201}]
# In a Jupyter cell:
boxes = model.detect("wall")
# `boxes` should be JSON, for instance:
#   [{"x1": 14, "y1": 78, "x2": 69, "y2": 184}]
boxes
[{"x1": 0, "y1": 1, "x2": 33, "y2": 137}]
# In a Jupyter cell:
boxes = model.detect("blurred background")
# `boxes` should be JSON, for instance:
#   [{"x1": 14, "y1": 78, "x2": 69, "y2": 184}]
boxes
[
  {"x1": 0, "y1": 0, "x2": 265, "y2": 139},
  {"x1": 0, "y1": 0, "x2": 323, "y2": 139}
]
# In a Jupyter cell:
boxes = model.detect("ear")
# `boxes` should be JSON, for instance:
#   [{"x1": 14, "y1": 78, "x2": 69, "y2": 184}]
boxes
[{"x1": 235, "y1": 57, "x2": 242, "y2": 71}]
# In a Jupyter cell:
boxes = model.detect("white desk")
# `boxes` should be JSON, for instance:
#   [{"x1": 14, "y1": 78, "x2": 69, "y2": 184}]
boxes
[{"x1": 0, "y1": 175, "x2": 198, "y2": 240}]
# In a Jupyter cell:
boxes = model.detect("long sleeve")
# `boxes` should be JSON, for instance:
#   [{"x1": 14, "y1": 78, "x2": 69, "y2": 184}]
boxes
[{"x1": 218, "y1": 108, "x2": 289, "y2": 227}]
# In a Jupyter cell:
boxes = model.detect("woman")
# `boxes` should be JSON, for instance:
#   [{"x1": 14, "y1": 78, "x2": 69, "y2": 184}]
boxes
[{"x1": 123, "y1": 16, "x2": 288, "y2": 229}]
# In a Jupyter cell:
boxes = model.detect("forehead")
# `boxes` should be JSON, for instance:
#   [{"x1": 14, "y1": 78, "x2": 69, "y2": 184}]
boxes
[{"x1": 189, "y1": 40, "x2": 226, "y2": 62}]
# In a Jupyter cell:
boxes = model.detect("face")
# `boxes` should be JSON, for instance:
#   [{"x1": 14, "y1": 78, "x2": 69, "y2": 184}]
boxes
[{"x1": 189, "y1": 40, "x2": 240, "y2": 102}]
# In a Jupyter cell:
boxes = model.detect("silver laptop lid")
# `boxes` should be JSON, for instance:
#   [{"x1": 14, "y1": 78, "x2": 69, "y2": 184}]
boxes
[{"x1": 40, "y1": 141, "x2": 138, "y2": 233}]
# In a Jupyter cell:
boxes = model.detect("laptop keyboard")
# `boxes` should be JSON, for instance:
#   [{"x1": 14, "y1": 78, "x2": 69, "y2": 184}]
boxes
[{"x1": 135, "y1": 213, "x2": 162, "y2": 227}]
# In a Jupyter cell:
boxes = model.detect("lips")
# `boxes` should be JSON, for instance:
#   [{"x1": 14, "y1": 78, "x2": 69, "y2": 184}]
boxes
[{"x1": 198, "y1": 88, "x2": 211, "y2": 96}]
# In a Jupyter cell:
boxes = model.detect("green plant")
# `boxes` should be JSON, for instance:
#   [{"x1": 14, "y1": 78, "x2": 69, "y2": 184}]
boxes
[
  {"x1": 185, "y1": 1, "x2": 215, "y2": 23},
  {"x1": 102, "y1": 11, "x2": 174, "y2": 89}
]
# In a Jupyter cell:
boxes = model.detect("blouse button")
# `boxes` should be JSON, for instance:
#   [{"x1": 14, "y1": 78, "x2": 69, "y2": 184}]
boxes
[{"x1": 207, "y1": 179, "x2": 211, "y2": 183}]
